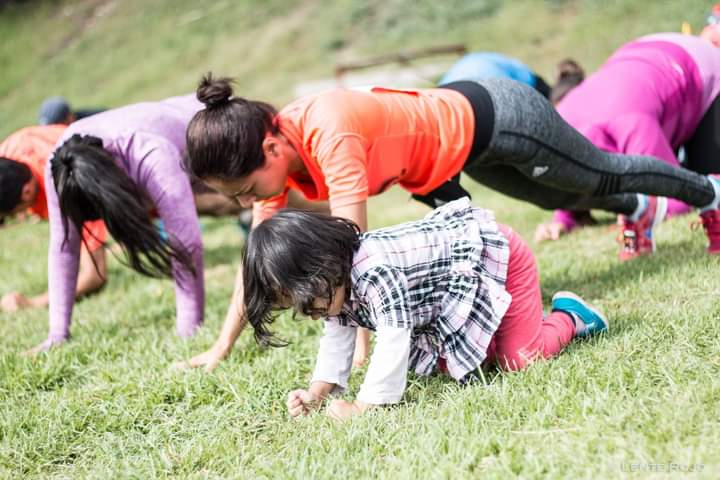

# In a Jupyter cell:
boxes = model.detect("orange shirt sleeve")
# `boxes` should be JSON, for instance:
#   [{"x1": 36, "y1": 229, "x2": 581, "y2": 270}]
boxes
[
  {"x1": 315, "y1": 134, "x2": 369, "y2": 210},
  {"x1": 80, "y1": 219, "x2": 107, "y2": 253}
]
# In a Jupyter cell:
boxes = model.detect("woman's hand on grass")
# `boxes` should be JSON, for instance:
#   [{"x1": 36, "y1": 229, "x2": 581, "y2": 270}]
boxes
[
  {"x1": 172, "y1": 345, "x2": 227, "y2": 372},
  {"x1": 1, "y1": 292, "x2": 33, "y2": 312},
  {"x1": 287, "y1": 389, "x2": 321, "y2": 417},
  {"x1": 533, "y1": 221, "x2": 568, "y2": 243}
]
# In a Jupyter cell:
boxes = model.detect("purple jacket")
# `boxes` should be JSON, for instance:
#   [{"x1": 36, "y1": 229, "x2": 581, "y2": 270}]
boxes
[
  {"x1": 45, "y1": 94, "x2": 204, "y2": 343},
  {"x1": 554, "y1": 33, "x2": 718, "y2": 229}
]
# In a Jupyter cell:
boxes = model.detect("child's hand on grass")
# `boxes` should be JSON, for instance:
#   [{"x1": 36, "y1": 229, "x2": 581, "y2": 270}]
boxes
[{"x1": 287, "y1": 389, "x2": 321, "y2": 417}]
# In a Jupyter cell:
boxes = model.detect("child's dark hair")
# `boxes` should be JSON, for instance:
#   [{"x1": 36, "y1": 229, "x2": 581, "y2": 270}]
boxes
[
  {"x1": 184, "y1": 73, "x2": 279, "y2": 181},
  {"x1": 0, "y1": 157, "x2": 33, "y2": 215},
  {"x1": 243, "y1": 209, "x2": 361, "y2": 347},
  {"x1": 51, "y1": 134, "x2": 195, "y2": 278},
  {"x1": 549, "y1": 58, "x2": 585, "y2": 105}
]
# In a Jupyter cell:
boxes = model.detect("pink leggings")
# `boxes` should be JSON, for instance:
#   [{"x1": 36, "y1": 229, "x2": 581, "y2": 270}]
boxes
[{"x1": 483, "y1": 225, "x2": 576, "y2": 371}]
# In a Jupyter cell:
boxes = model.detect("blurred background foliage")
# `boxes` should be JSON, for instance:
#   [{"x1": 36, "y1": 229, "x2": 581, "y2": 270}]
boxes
[{"x1": 0, "y1": 0, "x2": 712, "y2": 137}]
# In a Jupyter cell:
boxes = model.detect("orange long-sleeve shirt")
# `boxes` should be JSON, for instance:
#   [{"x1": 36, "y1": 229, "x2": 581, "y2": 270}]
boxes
[
  {"x1": 0, "y1": 125, "x2": 106, "y2": 250},
  {"x1": 253, "y1": 86, "x2": 475, "y2": 222}
]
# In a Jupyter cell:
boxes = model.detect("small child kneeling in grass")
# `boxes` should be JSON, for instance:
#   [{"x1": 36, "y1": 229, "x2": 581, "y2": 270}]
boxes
[{"x1": 243, "y1": 198, "x2": 608, "y2": 421}]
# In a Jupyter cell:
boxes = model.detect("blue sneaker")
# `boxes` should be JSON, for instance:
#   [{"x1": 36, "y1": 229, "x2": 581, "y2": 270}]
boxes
[{"x1": 551, "y1": 291, "x2": 608, "y2": 338}]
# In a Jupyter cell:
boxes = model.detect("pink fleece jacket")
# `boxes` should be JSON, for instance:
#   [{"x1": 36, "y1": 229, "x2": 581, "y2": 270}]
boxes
[{"x1": 554, "y1": 33, "x2": 719, "y2": 229}]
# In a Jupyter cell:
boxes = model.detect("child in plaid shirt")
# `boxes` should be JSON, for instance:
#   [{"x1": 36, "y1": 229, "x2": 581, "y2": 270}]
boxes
[{"x1": 243, "y1": 198, "x2": 609, "y2": 420}]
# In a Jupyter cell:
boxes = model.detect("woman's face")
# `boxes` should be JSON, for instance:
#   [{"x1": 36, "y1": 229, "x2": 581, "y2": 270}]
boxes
[
  {"x1": 203, "y1": 134, "x2": 298, "y2": 208},
  {"x1": 205, "y1": 167, "x2": 286, "y2": 208},
  {"x1": 205, "y1": 156, "x2": 291, "y2": 208}
]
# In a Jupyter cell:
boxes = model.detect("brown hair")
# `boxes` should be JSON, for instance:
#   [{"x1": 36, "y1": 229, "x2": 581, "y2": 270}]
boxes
[
  {"x1": 184, "y1": 73, "x2": 279, "y2": 180},
  {"x1": 549, "y1": 59, "x2": 585, "y2": 105}
]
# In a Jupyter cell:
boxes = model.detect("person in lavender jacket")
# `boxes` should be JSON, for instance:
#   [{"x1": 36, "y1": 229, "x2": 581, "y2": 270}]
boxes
[
  {"x1": 25, "y1": 95, "x2": 205, "y2": 354},
  {"x1": 535, "y1": 33, "x2": 720, "y2": 253}
]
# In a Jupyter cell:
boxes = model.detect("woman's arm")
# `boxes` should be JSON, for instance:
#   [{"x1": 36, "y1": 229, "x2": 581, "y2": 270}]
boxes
[
  {"x1": 174, "y1": 265, "x2": 246, "y2": 371},
  {"x1": 176, "y1": 189, "x2": 290, "y2": 370},
  {"x1": 331, "y1": 201, "x2": 370, "y2": 366},
  {"x1": 332, "y1": 201, "x2": 368, "y2": 231},
  {"x1": 24, "y1": 157, "x2": 83, "y2": 354},
  {"x1": 143, "y1": 141, "x2": 205, "y2": 337},
  {"x1": 2, "y1": 233, "x2": 107, "y2": 313}
]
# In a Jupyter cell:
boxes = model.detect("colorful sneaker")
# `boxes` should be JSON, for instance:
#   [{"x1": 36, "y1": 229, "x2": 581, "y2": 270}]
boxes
[
  {"x1": 551, "y1": 291, "x2": 608, "y2": 338},
  {"x1": 618, "y1": 196, "x2": 667, "y2": 261},
  {"x1": 697, "y1": 209, "x2": 720, "y2": 254}
]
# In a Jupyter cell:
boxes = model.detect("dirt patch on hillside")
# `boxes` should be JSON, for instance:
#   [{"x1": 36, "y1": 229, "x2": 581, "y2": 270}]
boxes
[{"x1": 47, "y1": 0, "x2": 117, "y2": 58}]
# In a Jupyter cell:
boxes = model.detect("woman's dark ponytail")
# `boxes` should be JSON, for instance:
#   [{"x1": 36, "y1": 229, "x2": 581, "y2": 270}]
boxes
[
  {"x1": 51, "y1": 134, "x2": 195, "y2": 278},
  {"x1": 549, "y1": 58, "x2": 585, "y2": 105}
]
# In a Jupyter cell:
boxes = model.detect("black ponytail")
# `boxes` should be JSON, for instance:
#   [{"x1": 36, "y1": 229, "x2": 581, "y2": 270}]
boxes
[{"x1": 51, "y1": 134, "x2": 195, "y2": 278}]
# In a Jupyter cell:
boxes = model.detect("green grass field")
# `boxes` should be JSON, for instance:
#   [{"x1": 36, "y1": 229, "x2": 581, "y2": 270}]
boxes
[{"x1": 1, "y1": 0, "x2": 719, "y2": 478}]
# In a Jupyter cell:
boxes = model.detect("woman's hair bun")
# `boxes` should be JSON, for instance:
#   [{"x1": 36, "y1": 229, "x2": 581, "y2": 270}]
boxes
[{"x1": 196, "y1": 73, "x2": 234, "y2": 109}]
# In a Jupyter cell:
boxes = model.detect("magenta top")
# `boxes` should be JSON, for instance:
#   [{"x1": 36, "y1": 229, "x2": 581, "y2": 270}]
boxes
[
  {"x1": 45, "y1": 94, "x2": 205, "y2": 344},
  {"x1": 554, "y1": 33, "x2": 718, "y2": 229}
]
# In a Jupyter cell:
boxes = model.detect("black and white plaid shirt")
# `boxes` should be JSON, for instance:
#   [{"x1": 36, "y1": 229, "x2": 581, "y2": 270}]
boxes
[{"x1": 312, "y1": 198, "x2": 511, "y2": 404}]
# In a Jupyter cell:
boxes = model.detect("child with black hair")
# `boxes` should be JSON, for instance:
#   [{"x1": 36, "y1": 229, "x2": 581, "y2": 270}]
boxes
[{"x1": 242, "y1": 198, "x2": 609, "y2": 421}]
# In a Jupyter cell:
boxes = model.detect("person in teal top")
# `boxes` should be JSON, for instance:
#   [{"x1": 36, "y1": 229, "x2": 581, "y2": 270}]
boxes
[{"x1": 440, "y1": 52, "x2": 551, "y2": 98}]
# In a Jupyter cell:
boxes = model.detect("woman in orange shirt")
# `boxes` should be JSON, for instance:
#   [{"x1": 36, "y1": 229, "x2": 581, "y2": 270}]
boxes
[
  {"x1": 176, "y1": 74, "x2": 720, "y2": 371},
  {"x1": 0, "y1": 125, "x2": 108, "y2": 312}
]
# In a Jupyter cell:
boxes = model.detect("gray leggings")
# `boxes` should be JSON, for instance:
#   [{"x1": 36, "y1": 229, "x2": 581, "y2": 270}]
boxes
[{"x1": 462, "y1": 78, "x2": 715, "y2": 215}]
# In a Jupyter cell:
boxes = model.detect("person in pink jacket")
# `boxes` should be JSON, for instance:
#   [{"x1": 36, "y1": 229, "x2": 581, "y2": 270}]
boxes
[{"x1": 535, "y1": 33, "x2": 720, "y2": 259}]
